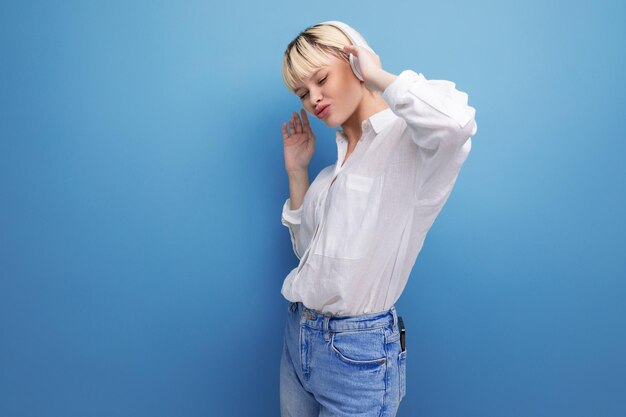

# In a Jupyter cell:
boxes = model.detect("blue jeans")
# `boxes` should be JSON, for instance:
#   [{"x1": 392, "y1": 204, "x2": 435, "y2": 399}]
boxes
[{"x1": 280, "y1": 300, "x2": 407, "y2": 416}]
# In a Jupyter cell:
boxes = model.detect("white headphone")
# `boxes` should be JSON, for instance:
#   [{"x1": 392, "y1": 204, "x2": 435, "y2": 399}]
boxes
[{"x1": 319, "y1": 20, "x2": 375, "y2": 81}]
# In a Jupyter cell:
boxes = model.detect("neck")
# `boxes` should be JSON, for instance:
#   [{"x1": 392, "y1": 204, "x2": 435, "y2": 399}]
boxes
[{"x1": 340, "y1": 90, "x2": 389, "y2": 146}]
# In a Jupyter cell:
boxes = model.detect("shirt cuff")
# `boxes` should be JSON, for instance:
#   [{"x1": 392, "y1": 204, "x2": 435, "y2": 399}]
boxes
[
  {"x1": 381, "y1": 69, "x2": 422, "y2": 105},
  {"x1": 282, "y1": 198, "x2": 303, "y2": 225}
]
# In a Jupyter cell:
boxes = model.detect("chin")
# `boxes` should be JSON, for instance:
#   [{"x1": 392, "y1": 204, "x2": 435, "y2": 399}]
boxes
[
  {"x1": 325, "y1": 120, "x2": 339, "y2": 129},
  {"x1": 324, "y1": 115, "x2": 342, "y2": 128}
]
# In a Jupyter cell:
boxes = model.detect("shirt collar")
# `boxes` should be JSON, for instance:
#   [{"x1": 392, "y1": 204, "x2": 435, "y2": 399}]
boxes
[{"x1": 335, "y1": 107, "x2": 396, "y2": 143}]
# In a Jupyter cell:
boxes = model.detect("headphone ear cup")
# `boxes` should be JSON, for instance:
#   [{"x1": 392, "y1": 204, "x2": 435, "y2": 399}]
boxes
[{"x1": 349, "y1": 53, "x2": 364, "y2": 81}]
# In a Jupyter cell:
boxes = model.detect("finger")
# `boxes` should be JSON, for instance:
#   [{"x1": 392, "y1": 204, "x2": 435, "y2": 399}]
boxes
[
  {"x1": 300, "y1": 108, "x2": 313, "y2": 135},
  {"x1": 294, "y1": 112, "x2": 303, "y2": 135},
  {"x1": 282, "y1": 121, "x2": 289, "y2": 140},
  {"x1": 289, "y1": 116, "x2": 296, "y2": 136},
  {"x1": 293, "y1": 111, "x2": 303, "y2": 134},
  {"x1": 300, "y1": 108, "x2": 311, "y2": 130},
  {"x1": 343, "y1": 45, "x2": 357, "y2": 55}
]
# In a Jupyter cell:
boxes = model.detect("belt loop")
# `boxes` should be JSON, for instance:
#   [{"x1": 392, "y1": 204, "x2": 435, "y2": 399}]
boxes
[
  {"x1": 323, "y1": 314, "x2": 331, "y2": 342},
  {"x1": 391, "y1": 306, "x2": 398, "y2": 334}
]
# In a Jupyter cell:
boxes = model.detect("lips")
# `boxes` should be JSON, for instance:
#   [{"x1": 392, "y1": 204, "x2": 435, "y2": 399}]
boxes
[{"x1": 316, "y1": 104, "x2": 330, "y2": 117}]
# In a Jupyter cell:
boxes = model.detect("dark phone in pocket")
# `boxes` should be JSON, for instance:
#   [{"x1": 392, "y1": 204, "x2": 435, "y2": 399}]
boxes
[{"x1": 398, "y1": 316, "x2": 406, "y2": 352}]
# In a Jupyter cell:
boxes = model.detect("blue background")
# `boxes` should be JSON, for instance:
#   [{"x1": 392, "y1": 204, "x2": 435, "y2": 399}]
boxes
[{"x1": 1, "y1": 1, "x2": 625, "y2": 416}]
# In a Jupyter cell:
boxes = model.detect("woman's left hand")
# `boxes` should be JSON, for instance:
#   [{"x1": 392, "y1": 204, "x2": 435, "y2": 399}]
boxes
[{"x1": 342, "y1": 44, "x2": 384, "y2": 92}]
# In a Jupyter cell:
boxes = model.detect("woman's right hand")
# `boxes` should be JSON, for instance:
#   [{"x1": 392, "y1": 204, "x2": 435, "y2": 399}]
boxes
[{"x1": 282, "y1": 109, "x2": 315, "y2": 173}]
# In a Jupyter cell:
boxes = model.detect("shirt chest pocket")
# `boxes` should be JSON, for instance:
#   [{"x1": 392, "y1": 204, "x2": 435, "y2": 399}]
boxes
[{"x1": 313, "y1": 173, "x2": 384, "y2": 260}]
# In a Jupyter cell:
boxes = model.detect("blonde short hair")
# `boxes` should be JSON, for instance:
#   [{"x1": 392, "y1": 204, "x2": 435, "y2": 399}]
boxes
[{"x1": 281, "y1": 24, "x2": 354, "y2": 94}]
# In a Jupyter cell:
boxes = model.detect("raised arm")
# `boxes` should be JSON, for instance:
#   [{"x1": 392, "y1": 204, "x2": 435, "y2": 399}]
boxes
[
  {"x1": 377, "y1": 69, "x2": 477, "y2": 206},
  {"x1": 281, "y1": 109, "x2": 315, "y2": 258}
]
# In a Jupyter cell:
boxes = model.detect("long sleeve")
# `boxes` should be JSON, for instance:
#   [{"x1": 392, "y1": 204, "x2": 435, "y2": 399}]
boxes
[
  {"x1": 281, "y1": 197, "x2": 303, "y2": 259},
  {"x1": 381, "y1": 70, "x2": 478, "y2": 206}
]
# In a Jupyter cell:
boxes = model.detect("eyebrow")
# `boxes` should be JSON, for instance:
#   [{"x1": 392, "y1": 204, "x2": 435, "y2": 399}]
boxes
[{"x1": 295, "y1": 68, "x2": 325, "y2": 93}]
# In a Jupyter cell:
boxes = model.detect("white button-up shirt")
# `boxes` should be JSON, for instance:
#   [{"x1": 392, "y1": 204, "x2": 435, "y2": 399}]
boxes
[{"x1": 280, "y1": 69, "x2": 478, "y2": 316}]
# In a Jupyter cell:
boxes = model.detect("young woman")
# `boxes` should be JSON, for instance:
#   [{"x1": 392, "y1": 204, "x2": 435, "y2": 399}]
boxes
[{"x1": 279, "y1": 21, "x2": 477, "y2": 416}]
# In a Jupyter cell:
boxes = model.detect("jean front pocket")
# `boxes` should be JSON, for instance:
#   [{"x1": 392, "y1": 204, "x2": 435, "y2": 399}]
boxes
[
  {"x1": 330, "y1": 328, "x2": 387, "y2": 367},
  {"x1": 398, "y1": 348, "x2": 407, "y2": 401}
]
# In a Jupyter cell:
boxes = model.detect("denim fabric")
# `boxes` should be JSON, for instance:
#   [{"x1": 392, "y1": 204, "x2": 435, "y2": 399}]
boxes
[{"x1": 280, "y1": 300, "x2": 407, "y2": 416}]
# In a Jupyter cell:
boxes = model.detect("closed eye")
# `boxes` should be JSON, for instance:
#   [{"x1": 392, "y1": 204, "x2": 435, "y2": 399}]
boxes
[{"x1": 298, "y1": 76, "x2": 327, "y2": 100}]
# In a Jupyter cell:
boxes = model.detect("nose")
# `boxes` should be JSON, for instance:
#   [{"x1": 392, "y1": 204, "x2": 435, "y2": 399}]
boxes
[{"x1": 309, "y1": 89, "x2": 323, "y2": 109}]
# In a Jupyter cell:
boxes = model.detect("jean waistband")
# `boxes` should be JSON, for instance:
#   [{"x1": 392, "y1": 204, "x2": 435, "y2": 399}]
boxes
[{"x1": 289, "y1": 301, "x2": 399, "y2": 333}]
